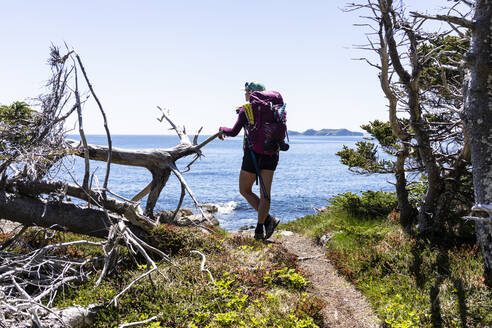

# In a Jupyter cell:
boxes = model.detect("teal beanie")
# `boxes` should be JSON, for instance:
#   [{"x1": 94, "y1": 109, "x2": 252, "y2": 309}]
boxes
[{"x1": 244, "y1": 81, "x2": 266, "y2": 92}]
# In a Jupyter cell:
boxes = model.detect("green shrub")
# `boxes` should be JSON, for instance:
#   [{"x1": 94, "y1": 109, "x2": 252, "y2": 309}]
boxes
[
  {"x1": 150, "y1": 224, "x2": 223, "y2": 255},
  {"x1": 0, "y1": 101, "x2": 36, "y2": 154},
  {"x1": 328, "y1": 190, "x2": 397, "y2": 218},
  {"x1": 294, "y1": 294, "x2": 325, "y2": 327},
  {"x1": 264, "y1": 267, "x2": 309, "y2": 291}
]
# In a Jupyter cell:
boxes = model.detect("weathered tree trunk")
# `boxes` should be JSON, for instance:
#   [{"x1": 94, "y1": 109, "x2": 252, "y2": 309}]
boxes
[
  {"x1": 462, "y1": 0, "x2": 492, "y2": 287},
  {"x1": 408, "y1": 81, "x2": 443, "y2": 234},
  {"x1": 380, "y1": 0, "x2": 442, "y2": 233},
  {"x1": 395, "y1": 144, "x2": 415, "y2": 230},
  {"x1": 0, "y1": 190, "x2": 113, "y2": 239},
  {"x1": 4, "y1": 179, "x2": 156, "y2": 231},
  {"x1": 0, "y1": 189, "x2": 153, "y2": 240},
  {"x1": 377, "y1": 19, "x2": 414, "y2": 230}
]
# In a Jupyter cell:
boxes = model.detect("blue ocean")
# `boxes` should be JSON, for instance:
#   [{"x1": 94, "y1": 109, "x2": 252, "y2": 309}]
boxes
[{"x1": 64, "y1": 135, "x2": 392, "y2": 230}]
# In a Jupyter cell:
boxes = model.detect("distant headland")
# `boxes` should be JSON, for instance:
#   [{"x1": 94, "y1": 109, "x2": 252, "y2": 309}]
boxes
[{"x1": 288, "y1": 128, "x2": 363, "y2": 136}]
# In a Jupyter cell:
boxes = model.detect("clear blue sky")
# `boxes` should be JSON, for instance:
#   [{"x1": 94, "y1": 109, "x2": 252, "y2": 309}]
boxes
[{"x1": 0, "y1": 0, "x2": 448, "y2": 135}]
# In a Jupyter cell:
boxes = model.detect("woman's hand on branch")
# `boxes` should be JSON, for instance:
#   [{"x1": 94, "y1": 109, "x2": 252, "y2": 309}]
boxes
[{"x1": 218, "y1": 129, "x2": 225, "y2": 140}]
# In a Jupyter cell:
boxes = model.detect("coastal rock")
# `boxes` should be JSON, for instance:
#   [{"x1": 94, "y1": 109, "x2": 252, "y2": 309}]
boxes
[
  {"x1": 201, "y1": 203, "x2": 219, "y2": 213},
  {"x1": 3, "y1": 304, "x2": 100, "y2": 328},
  {"x1": 0, "y1": 219, "x2": 21, "y2": 234},
  {"x1": 314, "y1": 206, "x2": 329, "y2": 213},
  {"x1": 47, "y1": 304, "x2": 100, "y2": 328},
  {"x1": 318, "y1": 232, "x2": 334, "y2": 247},
  {"x1": 157, "y1": 209, "x2": 219, "y2": 226},
  {"x1": 239, "y1": 224, "x2": 255, "y2": 231}
]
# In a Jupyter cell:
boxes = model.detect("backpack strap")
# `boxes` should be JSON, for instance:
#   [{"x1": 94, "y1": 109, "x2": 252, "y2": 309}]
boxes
[{"x1": 243, "y1": 103, "x2": 254, "y2": 126}]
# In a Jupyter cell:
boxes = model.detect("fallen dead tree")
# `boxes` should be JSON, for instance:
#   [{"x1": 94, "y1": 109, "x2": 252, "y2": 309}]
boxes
[
  {"x1": 1, "y1": 127, "x2": 220, "y2": 238},
  {"x1": 0, "y1": 46, "x2": 220, "y2": 327},
  {"x1": 67, "y1": 107, "x2": 219, "y2": 221}
]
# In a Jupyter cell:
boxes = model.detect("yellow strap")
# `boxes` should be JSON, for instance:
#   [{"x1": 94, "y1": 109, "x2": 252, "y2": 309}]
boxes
[{"x1": 243, "y1": 103, "x2": 254, "y2": 125}]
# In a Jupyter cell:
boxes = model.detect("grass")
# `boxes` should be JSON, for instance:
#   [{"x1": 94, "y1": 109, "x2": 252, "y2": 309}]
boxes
[{"x1": 280, "y1": 209, "x2": 492, "y2": 327}]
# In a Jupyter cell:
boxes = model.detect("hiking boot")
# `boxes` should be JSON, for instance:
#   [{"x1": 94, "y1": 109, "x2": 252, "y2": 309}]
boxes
[
  {"x1": 264, "y1": 216, "x2": 280, "y2": 240},
  {"x1": 254, "y1": 224, "x2": 264, "y2": 241}
]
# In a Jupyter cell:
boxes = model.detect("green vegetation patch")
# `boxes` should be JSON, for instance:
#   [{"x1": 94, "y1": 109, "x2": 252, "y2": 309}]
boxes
[
  {"x1": 328, "y1": 191, "x2": 397, "y2": 219},
  {"x1": 281, "y1": 191, "x2": 492, "y2": 327},
  {"x1": 0, "y1": 101, "x2": 37, "y2": 156},
  {"x1": 50, "y1": 226, "x2": 323, "y2": 327}
]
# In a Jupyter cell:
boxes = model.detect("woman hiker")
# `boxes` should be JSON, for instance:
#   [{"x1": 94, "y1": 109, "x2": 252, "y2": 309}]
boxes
[{"x1": 218, "y1": 81, "x2": 282, "y2": 240}]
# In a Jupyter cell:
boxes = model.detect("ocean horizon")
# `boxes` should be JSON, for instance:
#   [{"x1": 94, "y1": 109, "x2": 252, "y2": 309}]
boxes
[{"x1": 64, "y1": 134, "x2": 392, "y2": 230}]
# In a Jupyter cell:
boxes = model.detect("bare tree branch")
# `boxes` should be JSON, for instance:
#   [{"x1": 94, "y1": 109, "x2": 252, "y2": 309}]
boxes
[
  {"x1": 191, "y1": 250, "x2": 214, "y2": 283},
  {"x1": 74, "y1": 64, "x2": 90, "y2": 191},
  {"x1": 74, "y1": 52, "x2": 112, "y2": 199},
  {"x1": 410, "y1": 11, "x2": 473, "y2": 28}
]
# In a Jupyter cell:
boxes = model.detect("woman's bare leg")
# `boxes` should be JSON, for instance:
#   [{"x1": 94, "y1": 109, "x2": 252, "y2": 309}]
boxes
[
  {"x1": 239, "y1": 170, "x2": 260, "y2": 211},
  {"x1": 239, "y1": 169, "x2": 274, "y2": 225}
]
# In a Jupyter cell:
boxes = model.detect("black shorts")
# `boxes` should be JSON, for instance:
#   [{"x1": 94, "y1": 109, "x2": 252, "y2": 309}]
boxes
[{"x1": 241, "y1": 150, "x2": 279, "y2": 173}]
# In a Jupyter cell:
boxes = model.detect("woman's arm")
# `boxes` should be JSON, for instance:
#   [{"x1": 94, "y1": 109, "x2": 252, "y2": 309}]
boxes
[{"x1": 219, "y1": 108, "x2": 247, "y2": 137}]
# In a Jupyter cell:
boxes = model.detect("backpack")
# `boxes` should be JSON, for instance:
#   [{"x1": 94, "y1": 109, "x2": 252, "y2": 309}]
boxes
[{"x1": 243, "y1": 90, "x2": 289, "y2": 155}]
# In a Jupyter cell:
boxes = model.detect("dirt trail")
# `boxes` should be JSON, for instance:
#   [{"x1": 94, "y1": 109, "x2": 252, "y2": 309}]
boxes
[{"x1": 273, "y1": 231, "x2": 381, "y2": 328}]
